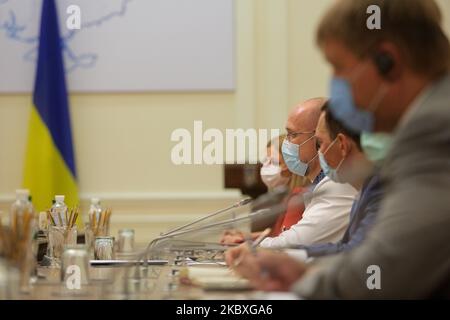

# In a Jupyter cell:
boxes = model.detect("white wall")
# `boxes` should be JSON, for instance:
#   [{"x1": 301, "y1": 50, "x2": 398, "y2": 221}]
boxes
[{"x1": 1, "y1": 0, "x2": 449, "y2": 242}]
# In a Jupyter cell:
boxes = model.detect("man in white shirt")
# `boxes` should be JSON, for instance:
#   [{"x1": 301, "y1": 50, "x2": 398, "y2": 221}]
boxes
[{"x1": 259, "y1": 98, "x2": 357, "y2": 248}]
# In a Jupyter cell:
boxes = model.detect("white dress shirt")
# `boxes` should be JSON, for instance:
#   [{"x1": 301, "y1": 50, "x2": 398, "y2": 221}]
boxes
[
  {"x1": 283, "y1": 249, "x2": 309, "y2": 262},
  {"x1": 260, "y1": 176, "x2": 357, "y2": 248}
]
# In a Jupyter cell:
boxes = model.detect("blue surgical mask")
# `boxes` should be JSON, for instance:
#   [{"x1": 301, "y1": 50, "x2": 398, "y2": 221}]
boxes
[
  {"x1": 360, "y1": 131, "x2": 393, "y2": 164},
  {"x1": 329, "y1": 77, "x2": 375, "y2": 133},
  {"x1": 328, "y1": 70, "x2": 388, "y2": 134},
  {"x1": 281, "y1": 137, "x2": 316, "y2": 176},
  {"x1": 318, "y1": 139, "x2": 345, "y2": 183}
]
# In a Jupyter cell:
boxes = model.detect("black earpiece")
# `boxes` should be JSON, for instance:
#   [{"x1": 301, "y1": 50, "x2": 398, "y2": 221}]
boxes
[{"x1": 373, "y1": 52, "x2": 394, "y2": 77}]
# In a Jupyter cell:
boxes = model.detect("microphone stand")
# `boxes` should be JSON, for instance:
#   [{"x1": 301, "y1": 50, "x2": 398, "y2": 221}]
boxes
[
  {"x1": 122, "y1": 187, "x2": 292, "y2": 299},
  {"x1": 121, "y1": 206, "x2": 281, "y2": 298},
  {"x1": 160, "y1": 198, "x2": 253, "y2": 237}
]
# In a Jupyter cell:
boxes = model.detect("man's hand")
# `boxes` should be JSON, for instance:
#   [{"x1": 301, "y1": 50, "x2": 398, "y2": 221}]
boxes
[
  {"x1": 224, "y1": 242, "x2": 250, "y2": 266},
  {"x1": 231, "y1": 249, "x2": 309, "y2": 292},
  {"x1": 220, "y1": 230, "x2": 245, "y2": 245}
]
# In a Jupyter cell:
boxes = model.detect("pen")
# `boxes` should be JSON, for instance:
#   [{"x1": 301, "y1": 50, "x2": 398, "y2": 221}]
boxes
[
  {"x1": 251, "y1": 228, "x2": 272, "y2": 249},
  {"x1": 233, "y1": 228, "x2": 271, "y2": 267}
]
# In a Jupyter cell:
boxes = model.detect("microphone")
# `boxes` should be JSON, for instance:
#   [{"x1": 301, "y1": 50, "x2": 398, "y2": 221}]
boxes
[
  {"x1": 151, "y1": 212, "x2": 261, "y2": 246},
  {"x1": 121, "y1": 187, "x2": 325, "y2": 298},
  {"x1": 122, "y1": 206, "x2": 261, "y2": 298},
  {"x1": 122, "y1": 188, "x2": 288, "y2": 297},
  {"x1": 121, "y1": 198, "x2": 291, "y2": 298},
  {"x1": 251, "y1": 185, "x2": 289, "y2": 211},
  {"x1": 143, "y1": 204, "x2": 288, "y2": 262},
  {"x1": 237, "y1": 197, "x2": 254, "y2": 206},
  {"x1": 160, "y1": 197, "x2": 253, "y2": 237},
  {"x1": 143, "y1": 188, "x2": 290, "y2": 263}
]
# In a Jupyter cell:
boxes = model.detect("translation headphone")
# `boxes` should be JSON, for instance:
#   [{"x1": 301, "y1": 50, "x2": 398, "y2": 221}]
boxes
[{"x1": 373, "y1": 52, "x2": 395, "y2": 77}]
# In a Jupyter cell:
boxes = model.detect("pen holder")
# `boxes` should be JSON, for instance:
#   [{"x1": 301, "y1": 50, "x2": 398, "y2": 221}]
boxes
[
  {"x1": 84, "y1": 224, "x2": 108, "y2": 257},
  {"x1": 46, "y1": 225, "x2": 77, "y2": 267}
]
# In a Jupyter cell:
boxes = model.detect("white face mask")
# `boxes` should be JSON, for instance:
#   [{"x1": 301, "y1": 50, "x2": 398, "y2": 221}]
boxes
[{"x1": 260, "y1": 164, "x2": 290, "y2": 189}]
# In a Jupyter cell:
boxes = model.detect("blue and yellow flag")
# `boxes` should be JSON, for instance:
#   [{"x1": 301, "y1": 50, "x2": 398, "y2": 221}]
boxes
[{"x1": 23, "y1": 0, "x2": 78, "y2": 215}]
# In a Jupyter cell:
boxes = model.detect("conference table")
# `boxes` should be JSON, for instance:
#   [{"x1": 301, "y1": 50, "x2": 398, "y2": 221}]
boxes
[{"x1": 16, "y1": 245, "x2": 259, "y2": 300}]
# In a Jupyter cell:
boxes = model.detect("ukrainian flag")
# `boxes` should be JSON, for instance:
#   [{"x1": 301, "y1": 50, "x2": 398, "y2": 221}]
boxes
[{"x1": 23, "y1": 0, "x2": 79, "y2": 216}]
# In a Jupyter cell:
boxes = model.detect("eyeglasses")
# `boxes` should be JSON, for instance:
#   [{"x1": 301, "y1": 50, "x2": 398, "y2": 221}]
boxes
[{"x1": 286, "y1": 131, "x2": 315, "y2": 142}]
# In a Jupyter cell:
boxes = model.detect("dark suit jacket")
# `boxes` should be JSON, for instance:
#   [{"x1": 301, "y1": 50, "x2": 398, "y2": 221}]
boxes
[{"x1": 295, "y1": 173, "x2": 383, "y2": 257}]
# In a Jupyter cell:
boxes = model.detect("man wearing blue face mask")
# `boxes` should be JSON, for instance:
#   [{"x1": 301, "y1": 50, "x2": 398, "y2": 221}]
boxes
[
  {"x1": 256, "y1": 98, "x2": 358, "y2": 248},
  {"x1": 286, "y1": 104, "x2": 383, "y2": 259},
  {"x1": 228, "y1": 0, "x2": 450, "y2": 299}
]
